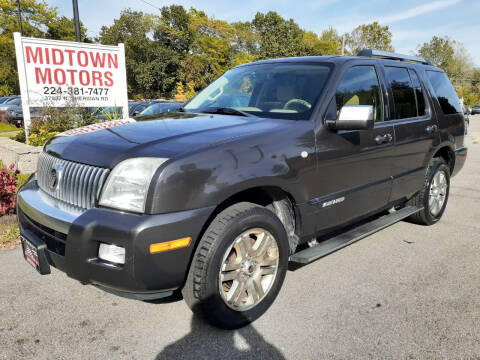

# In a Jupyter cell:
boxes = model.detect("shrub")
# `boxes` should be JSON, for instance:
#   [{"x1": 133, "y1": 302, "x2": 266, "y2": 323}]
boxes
[
  {"x1": 0, "y1": 164, "x2": 19, "y2": 216},
  {"x1": 18, "y1": 106, "x2": 98, "y2": 147},
  {"x1": 27, "y1": 128, "x2": 59, "y2": 146},
  {"x1": 10, "y1": 129, "x2": 25, "y2": 143}
]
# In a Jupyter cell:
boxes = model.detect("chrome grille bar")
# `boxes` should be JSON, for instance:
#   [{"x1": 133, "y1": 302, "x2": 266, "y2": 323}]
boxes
[{"x1": 36, "y1": 152, "x2": 110, "y2": 209}]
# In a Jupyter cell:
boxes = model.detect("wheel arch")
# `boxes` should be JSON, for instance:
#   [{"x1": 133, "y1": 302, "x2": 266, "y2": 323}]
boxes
[
  {"x1": 431, "y1": 143, "x2": 455, "y2": 174},
  {"x1": 181, "y1": 185, "x2": 300, "y2": 289}
]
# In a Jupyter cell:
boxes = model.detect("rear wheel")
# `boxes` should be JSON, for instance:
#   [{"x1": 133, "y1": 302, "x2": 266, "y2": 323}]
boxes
[
  {"x1": 182, "y1": 202, "x2": 289, "y2": 329},
  {"x1": 407, "y1": 158, "x2": 450, "y2": 225}
]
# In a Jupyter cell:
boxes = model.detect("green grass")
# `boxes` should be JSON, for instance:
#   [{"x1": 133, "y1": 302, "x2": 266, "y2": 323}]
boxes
[
  {"x1": 0, "y1": 222, "x2": 20, "y2": 248},
  {"x1": 0, "y1": 122, "x2": 18, "y2": 133}
]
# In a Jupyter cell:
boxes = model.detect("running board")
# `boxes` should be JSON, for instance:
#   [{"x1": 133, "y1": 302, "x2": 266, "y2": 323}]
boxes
[{"x1": 289, "y1": 206, "x2": 423, "y2": 264}]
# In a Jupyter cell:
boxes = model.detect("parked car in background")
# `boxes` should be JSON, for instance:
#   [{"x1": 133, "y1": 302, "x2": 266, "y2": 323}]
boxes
[
  {"x1": 128, "y1": 101, "x2": 151, "y2": 117},
  {"x1": 471, "y1": 105, "x2": 480, "y2": 115},
  {"x1": 0, "y1": 96, "x2": 16, "y2": 104},
  {"x1": 5, "y1": 106, "x2": 45, "y2": 128},
  {"x1": 463, "y1": 104, "x2": 470, "y2": 134},
  {"x1": 92, "y1": 106, "x2": 123, "y2": 120},
  {"x1": 0, "y1": 96, "x2": 21, "y2": 112},
  {"x1": 134, "y1": 100, "x2": 183, "y2": 119}
]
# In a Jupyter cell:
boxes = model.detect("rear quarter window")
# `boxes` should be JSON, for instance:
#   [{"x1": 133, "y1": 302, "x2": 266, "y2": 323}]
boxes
[{"x1": 426, "y1": 71, "x2": 461, "y2": 114}]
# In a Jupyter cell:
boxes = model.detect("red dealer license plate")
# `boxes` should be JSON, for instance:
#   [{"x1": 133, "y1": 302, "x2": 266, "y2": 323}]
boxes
[{"x1": 21, "y1": 235, "x2": 50, "y2": 275}]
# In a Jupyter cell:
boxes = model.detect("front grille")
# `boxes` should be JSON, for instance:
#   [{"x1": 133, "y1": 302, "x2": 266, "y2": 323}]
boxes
[{"x1": 37, "y1": 152, "x2": 110, "y2": 209}]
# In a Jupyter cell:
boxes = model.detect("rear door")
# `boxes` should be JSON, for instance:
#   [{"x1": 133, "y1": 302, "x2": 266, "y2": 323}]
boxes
[
  {"x1": 381, "y1": 65, "x2": 439, "y2": 202},
  {"x1": 313, "y1": 61, "x2": 395, "y2": 232}
]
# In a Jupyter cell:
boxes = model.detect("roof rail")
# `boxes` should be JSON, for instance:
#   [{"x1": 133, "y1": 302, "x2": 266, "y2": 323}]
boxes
[{"x1": 357, "y1": 49, "x2": 432, "y2": 66}]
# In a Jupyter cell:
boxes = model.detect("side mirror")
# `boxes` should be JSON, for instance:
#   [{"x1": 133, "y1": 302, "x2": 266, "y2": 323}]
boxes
[{"x1": 326, "y1": 105, "x2": 374, "y2": 131}]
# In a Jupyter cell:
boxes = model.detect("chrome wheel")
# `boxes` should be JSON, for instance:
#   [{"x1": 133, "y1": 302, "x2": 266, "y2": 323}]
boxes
[
  {"x1": 219, "y1": 228, "x2": 279, "y2": 311},
  {"x1": 429, "y1": 170, "x2": 448, "y2": 216}
]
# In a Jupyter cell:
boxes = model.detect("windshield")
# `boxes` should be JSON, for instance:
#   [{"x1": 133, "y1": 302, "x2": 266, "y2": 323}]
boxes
[
  {"x1": 184, "y1": 63, "x2": 332, "y2": 120},
  {"x1": 6, "y1": 97, "x2": 21, "y2": 105},
  {"x1": 140, "y1": 102, "x2": 179, "y2": 116}
]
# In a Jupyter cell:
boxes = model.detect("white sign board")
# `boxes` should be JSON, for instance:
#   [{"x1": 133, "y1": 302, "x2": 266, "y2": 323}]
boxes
[{"x1": 14, "y1": 33, "x2": 129, "y2": 133}]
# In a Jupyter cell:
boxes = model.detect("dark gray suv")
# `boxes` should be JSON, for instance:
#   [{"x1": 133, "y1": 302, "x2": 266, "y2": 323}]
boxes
[{"x1": 17, "y1": 50, "x2": 467, "y2": 329}]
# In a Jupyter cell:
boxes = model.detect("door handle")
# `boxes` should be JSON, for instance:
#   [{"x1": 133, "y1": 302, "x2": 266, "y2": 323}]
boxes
[
  {"x1": 375, "y1": 133, "x2": 393, "y2": 144},
  {"x1": 426, "y1": 125, "x2": 438, "y2": 134}
]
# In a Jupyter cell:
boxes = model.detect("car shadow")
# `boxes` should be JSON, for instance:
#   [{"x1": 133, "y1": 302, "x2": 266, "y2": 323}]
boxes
[{"x1": 155, "y1": 313, "x2": 286, "y2": 360}]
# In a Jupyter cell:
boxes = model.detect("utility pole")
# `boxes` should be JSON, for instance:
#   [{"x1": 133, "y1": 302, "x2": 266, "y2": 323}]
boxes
[
  {"x1": 72, "y1": 0, "x2": 81, "y2": 42},
  {"x1": 341, "y1": 34, "x2": 345, "y2": 56},
  {"x1": 16, "y1": 0, "x2": 23, "y2": 34}
]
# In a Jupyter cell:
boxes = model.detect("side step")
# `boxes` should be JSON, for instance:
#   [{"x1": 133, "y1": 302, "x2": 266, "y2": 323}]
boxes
[{"x1": 289, "y1": 206, "x2": 422, "y2": 264}]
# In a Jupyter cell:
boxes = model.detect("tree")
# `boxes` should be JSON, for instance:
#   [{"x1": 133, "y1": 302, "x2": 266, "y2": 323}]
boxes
[
  {"x1": 319, "y1": 27, "x2": 342, "y2": 55},
  {"x1": 417, "y1": 36, "x2": 475, "y2": 82},
  {"x1": 100, "y1": 9, "x2": 157, "y2": 97},
  {"x1": 302, "y1": 31, "x2": 340, "y2": 56},
  {"x1": 46, "y1": 16, "x2": 88, "y2": 42},
  {"x1": 251, "y1": 11, "x2": 306, "y2": 59},
  {"x1": 417, "y1": 36, "x2": 455, "y2": 70},
  {"x1": 0, "y1": 0, "x2": 57, "y2": 95},
  {"x1": 179, "y1": 8, "x2": 239, "y2": 91},
  {"x1": 346, "y1": 21, "x2": 394, "y2": 55},
  {"x1": 231, "y1": 21, "x2": 258, "y2": 55}
]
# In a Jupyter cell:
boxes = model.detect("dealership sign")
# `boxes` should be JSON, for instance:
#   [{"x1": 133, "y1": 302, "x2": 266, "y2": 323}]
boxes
[{"x1": 14, "y1": 33, "x2": 129, "y2": 132}]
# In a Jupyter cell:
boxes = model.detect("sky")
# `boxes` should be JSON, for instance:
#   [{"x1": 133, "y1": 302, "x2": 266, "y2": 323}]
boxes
[{"x1": 49, "y1": 0, "x2": 480, "y2": 66}]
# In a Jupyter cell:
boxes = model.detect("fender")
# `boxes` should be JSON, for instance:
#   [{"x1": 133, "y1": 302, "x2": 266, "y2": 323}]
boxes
[{"x1": 146, "y1": 122, "x2": 317, "y2": 215}]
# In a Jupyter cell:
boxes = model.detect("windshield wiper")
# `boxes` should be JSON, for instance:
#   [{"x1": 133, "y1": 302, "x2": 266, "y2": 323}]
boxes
[{"x1": 200, "y1": 107, "x2": 257, "y2": 117}]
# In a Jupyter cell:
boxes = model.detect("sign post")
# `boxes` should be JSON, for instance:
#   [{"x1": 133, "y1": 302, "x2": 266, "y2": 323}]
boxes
[{"x1": 13, "y1": 33, "x2": 129, "y2": 137}]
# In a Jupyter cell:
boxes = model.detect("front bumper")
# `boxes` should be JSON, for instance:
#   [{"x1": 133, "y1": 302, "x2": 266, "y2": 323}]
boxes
[{"x1": 17, "y1": 179, "x2": 215, "y2": 296}]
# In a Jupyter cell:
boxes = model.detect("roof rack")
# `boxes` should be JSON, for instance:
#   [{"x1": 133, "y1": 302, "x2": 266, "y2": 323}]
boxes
[{"x1": 357, "y1": 49, "x2": 432, "y2": 66}]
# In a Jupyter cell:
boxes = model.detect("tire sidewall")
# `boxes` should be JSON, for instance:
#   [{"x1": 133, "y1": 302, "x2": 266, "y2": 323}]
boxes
[
  {"x1": 423, "y1": 161, "x2": 450, "y2": 224},
  {"x1": 201, "y1": 208, "x2": 289, "y2": 329}
]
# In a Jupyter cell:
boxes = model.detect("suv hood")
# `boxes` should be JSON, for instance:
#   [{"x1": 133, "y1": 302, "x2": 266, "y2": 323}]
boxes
[{"x1": 45, "y1": 113, "x2": 289, "y2": 168}]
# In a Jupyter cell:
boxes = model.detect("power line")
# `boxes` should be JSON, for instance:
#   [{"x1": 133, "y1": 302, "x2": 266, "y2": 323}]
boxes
[{"x1": 138, "y1": 0, "x2": 161, "y2": 11}]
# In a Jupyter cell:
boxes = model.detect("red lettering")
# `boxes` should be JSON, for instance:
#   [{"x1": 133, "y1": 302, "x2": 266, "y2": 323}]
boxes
[
  {"x1": 35, "y1": 67, "x2": 51, "y2": 84},
  {"x1": 77, "y1": 51, "x2": 88, "y2": 67},
  {"x1": 26, "y1": 46, "x2": 43, "y2": 64},
  {"x1": 45, "y1": 48, "x2": 50, "y2": 64},
  {"x1": 104, "y1": 71, "x2": 113, "y2": 87},
  {"x1": 90, "y1": 52, "x2": 106, "y2": 68},
  {"x1": 52, "y1": 48, "x2": 64, "y2": 65},
  {"x1": 66, "y1": 69, "x2": 77, "y2": 85},
  {"x1": 91, "y1": 71, "x2": 103, "y2": 86},
  {"x1": 65, "y1": 49, "x2": 75, "y2": 66},
  {"x1": 79, "y1": 70, "x2": 90, "y2": 86},
  {"x1": 107, "y1": 54, "x2": 118, "y2": 69},
  {"x1": 54, "y1": 69, "x2": 66, "y2": 85}
]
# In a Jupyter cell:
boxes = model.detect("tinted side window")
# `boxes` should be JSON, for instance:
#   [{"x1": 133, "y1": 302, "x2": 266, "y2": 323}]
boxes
[
  {"x1": 385, "y1": 67, "x2": 417, "y2": 119},
  {"x1": 426, "y1": 71, "x2": 462, "y2": 114},
  {"x1": 409, "y1": 70, "x2": 426, "y2": 116},
  {"x1": 329, "y1": 65, "x2": 383, "y2": 122}
]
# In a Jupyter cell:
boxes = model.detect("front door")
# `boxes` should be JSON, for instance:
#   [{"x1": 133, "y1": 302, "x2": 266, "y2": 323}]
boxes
[{"x1": 313, "y1": 62, "x2": 395, "y2": 233}]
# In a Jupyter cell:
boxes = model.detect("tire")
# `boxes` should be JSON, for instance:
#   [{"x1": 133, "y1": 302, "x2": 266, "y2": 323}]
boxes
[
  {"x1": 182, "y1": 202, "x2": 289, "y2": 329},
  {"x1": 407, "y1": 158, "x2": 450, "y2": 225}
]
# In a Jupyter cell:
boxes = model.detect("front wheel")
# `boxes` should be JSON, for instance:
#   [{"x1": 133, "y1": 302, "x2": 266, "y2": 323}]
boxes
[
  {"x1": 407, "y1": 158, "x2": 450, "y2": 225},
  {"x1": 182, "y1": 202, "x2": 289, "y2": 329}
]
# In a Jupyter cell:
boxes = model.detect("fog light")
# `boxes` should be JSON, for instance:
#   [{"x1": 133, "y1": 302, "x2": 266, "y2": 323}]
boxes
[{"x1": 98, "y1": 243, "x2": 125, "y2": 264}]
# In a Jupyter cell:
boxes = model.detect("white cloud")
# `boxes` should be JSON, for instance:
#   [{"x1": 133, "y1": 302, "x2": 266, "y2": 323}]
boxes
[{"x1": 378, "y1": 0, "x2": 461, "y2": 24}]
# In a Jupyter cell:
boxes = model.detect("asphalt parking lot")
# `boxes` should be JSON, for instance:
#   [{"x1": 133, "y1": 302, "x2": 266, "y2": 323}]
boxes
[{"x1": 1, "y1": 116, "x2": 479, "y2": 360}]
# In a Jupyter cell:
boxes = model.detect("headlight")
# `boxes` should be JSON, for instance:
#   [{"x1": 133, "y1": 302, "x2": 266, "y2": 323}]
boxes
[{"x1": 99, "y1": 157, "x2": 168, "y2": 213}]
